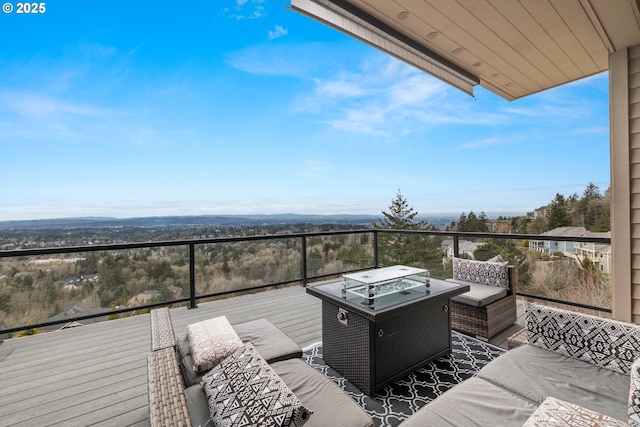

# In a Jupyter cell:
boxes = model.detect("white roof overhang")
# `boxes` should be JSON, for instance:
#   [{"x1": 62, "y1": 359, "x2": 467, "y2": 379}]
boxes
[
  {"x1": 290, "y1": 0, "x2": 480, "y2": 96},
  {"x1": 291, "y1": 0, "x2": 640, "y2": 100}
]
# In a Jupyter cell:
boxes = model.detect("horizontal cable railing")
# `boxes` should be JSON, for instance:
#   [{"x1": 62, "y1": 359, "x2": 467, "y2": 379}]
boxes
[{"x1": 0, "y1": 229, "x2": 612, "y2": 334}]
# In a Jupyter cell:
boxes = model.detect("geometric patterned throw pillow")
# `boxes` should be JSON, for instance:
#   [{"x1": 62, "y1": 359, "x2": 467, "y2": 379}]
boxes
[
  {"x1": 186, "y1": 316, "x2": 243, "y2": 373},
  {"x1": 452, "y1": 257, "x2": 509, "y2": 288},
  {"x1": 525, "y1": 301, "x2": 640, "y2": 375},
  {"x1": 524, "y1": 396, "x2": 628, "y2": 426},
  {"x1": 630, "y1": 358, "x2": 640, "y2": 426},
  {"x1": 201, "y1": 343, "x2": 312, "y2": 427}
]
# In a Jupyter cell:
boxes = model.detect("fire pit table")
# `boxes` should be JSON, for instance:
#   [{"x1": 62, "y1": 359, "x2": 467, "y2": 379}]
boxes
[{"x1": 306, "y1": 265, "x2": 469, "y2": 395}]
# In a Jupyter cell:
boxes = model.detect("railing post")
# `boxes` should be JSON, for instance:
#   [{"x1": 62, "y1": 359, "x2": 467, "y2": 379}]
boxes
[
  {"x1": 189, "y1": 243, "x2": 197, "y2": 309},
  {"x1": 453, "y1": 235, "x2": 459, "y2": 258},
  {"x1": 373, "y1": 230, "x2": 379, "y2": 268},
  {"x1": 301, "y1": 236, "x2": 308, "y2": 286}
]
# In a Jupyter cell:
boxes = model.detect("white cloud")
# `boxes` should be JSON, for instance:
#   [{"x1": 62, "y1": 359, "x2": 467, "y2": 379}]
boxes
[
  {"x1": 0, "y1": 88, "x2": 201, "y2": 149},
  {"x1": 461, "y1": 137, "x2": 507, "y2": 149},
  {"x1": 0, "y1": 90, "x2": 119, "y2": 142},
  {"x1": 315, "y1": 79, "x2": 366, "y2": 98},
  {"x1": 387, "y1": 74, "x2": 444, "y2": 107},
  {"x1": 268, "y1": 25, "x2": 288, "y2": 40},
  {"x1": 78, "y1": 42, "x2": 118, "y2": 58},
  {"x1": 412, "y1": 109, "x2": 508, "y2": 125},
  {"x1": 226, "y1": 44, "x2": 315, "y2": 77},
  {"x1": 227, "y1": 0, "x2": 266, "y2": 20},
  {"x1": 569, "y1": 126, "x2": 608, "y2": 135},
  {"x1": 297, "y1": 57, "x2": 515, "y2": 137},
  {"x1": 325, "y1": 113, "x2": 386, "y2": 137},
  {"x1": 503, "y1": 103, "x2": 591, "y2": 121},
  {"x1": 7, "y1": 94, "x2": 106, "y2": 120},
  {"x1": 301, "y1": 159, "x2": 334, "y2": 179}
]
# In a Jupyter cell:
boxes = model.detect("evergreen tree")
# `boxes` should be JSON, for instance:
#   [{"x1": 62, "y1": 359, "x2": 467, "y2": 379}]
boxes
[
  {"x1": 578, "y1": 182, "x2": 603, "y2": 229},
  {"x1": 473, "y1": 241, "x2": 502, "y2": 261},
  {"x1": 592, "y1": 202, "x2": 610, "y2": 232},
  {"x1": 373, "y1": 190, "x2": 442, "y2": 269},
  {"x1": 373, "y1": 190, "x2": 429, "y2": 230},
  {"x1": 546, "y1": 193, "x2": 572, "y2": 230},
  {"x1": 457, "y1": 211, "x2": 489, "y2": 232},
  {"x1": 531, "y1": 184, "x2": 611, "y2": 233},
  {"x1": 455, "y1": 213, "x2": 467, "y2": 231}
]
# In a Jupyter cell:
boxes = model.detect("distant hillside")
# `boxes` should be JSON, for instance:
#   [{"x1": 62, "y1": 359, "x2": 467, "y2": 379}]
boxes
[
  {"x1": 0, "y1": 214, "x2": 458, "y2": 230},
  {"x1": 0, "y1": 214, "x2": 377, "y2": 230}
]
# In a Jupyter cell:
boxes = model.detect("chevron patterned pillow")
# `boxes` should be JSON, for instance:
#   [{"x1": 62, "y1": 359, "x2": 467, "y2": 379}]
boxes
[
  {"x1": 525, "y1": 302, "x2": 640, "y2": 375},
  {"x1": 201, "y1": 343, "x2": 312, "y2": 427},
  {"x1": 452, "y1": 257, "x2": 509, "y2": 288}
]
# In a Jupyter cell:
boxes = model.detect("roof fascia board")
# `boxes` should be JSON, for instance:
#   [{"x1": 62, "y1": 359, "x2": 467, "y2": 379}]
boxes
[
  {"x1": 290, "y1": 0, "x2": 479, "y2": 96},
  {"x1": 579, "y1": 0, "x2": 614, "y2": 52}
]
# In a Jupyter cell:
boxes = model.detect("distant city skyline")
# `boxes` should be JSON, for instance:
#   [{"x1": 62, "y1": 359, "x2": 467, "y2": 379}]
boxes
[{"x1": 0, "y1": 1, "x2": 610, "y2": 221}]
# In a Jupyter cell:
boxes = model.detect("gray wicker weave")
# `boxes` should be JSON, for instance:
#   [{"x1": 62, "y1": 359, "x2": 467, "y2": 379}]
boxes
[
  {"x1": 322, "y1": 293, "x2": 453, "y2": 395},
  {"x1": 450, "y1": 266, "x2": 518, "y2": 339},
  {"x1": 148, "y1": 347, "x2": 193, "y2": 427},
  {"x1": 151, "y1": 306, "x2": 176, "y2": 351},
  {"x1": 148, "y1": 307, "x2": 192, "y2": 427},
  {"x1": 307, "y1": 278, "x2": 469, "y2": 396}
]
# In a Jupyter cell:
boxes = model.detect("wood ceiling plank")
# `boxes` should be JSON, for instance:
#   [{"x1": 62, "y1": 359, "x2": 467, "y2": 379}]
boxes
[
  {"x1": 413, "y1": 0, "x2": 548, "y2": 97},
  {"x1": 430, "y1": 0, "x2": 563, "y2": 87},
  {"x1": 462, "y1": 0, "x2": 569, "y2": 87},
  {"x1": 346, "y1": 0, "x2": 615, "y2": 99},
  {"x1": 520, "y1": 0, "x2": 603, "y2": 76},
  {"x1": 349, "y1": 0, "x2": 535, "y2": 98},
  {"x1": 489, "y1": 0, "x2": 580, "y2": 81},
  {"x1": 553, "y1": 0, "x2": 609, "y2": 70},
  {"x1": 479, "y1": 78, "x2": 518, "y2": 101}
]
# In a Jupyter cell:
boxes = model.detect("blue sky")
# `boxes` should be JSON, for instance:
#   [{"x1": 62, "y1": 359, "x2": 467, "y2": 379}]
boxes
[{"x1": 0, "y1": 0, "x2": 610, "y2": 221}]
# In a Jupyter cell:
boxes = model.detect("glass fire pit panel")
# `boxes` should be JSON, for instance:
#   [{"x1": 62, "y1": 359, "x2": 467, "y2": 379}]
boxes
[{"x1": 342, "y1": 265, "x2": 430, "y2": 300}]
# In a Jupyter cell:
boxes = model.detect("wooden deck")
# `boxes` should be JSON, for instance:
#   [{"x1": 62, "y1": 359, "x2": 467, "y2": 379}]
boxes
[{"x1": 0, "y1": 284, "x2": 524, "y2": 427}]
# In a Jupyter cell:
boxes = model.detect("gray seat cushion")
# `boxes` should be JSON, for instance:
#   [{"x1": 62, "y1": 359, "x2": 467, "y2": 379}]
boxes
[
  {"x1": 477, "y1": 344, "x2": 629, "y2": 421},
  {"x1": 184, "y1": 384, "x2": 211, "y2": 427},
  {"x1": 400, "y1": 377, "x2": 537, "y2": 427},
  {"x1": 177, "y1": 318, "x2": 303, "y2": 387},
  {"x1": 450, "y1": 281, "x2": 507, "y2": 307},
  {"x1": 271, "y1": 358, "x2": 374, "y2": 427},
  {"x1": 233, "y1": 318, "x2": 303, "y2": 362},
  {"x1": 185, "y1": 358, "x2": 374, "y2": 427}
]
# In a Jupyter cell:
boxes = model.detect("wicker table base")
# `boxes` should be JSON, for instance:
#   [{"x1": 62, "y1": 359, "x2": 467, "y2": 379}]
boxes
[
  {"x1": 307, "y1": 276, "x2": 469, "y2": 396},
  {"x1": 322, "y1": 294, "x2": 452, "y2": 395}
]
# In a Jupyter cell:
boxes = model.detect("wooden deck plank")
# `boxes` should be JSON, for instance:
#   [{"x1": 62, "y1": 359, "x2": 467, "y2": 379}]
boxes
[
  {"x1": 0, "y1": 355, "x2": 147, "y2": 414},
  {"x1": 12, "y1": 384, "x2": 148, "y2": 427},
  {"x1": 0, "y1": 283, "x2": 514, "y2": 426},
  {"x1": 89, "y1": 407, "x2": 151, "y2": 427},
  {"x1": 5, "y1": 373, "x2": 147, "y2": 426},
  {"x1": 170, "y1": 285, "x2": 323, "y2": 347},
  {"x1": 0, "y1": 334, "x2": 149, "y2": 384},
  {"x1": 0, "y1": 285, "x2": 320, "y2": 427}
]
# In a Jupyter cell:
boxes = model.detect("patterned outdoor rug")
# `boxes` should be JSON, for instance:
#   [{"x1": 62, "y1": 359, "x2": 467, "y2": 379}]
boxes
[{"x1": 302, "y1": 331, "x2": 505, "y2": 427}]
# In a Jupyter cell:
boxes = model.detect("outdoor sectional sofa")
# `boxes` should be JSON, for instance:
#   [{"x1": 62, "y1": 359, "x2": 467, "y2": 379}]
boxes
[
  {"x1": 147, "y1": 306, "x2": 374, "y2": 427},
  {"x1": 148, "y1": 301, "x2": 640, "y2": 426},
  {"x1": 402, "y1": 301, "x2": 640, "y2": 426}
]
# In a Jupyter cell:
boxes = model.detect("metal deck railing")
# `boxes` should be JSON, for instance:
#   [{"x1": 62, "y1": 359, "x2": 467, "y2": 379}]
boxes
[{"x1": 0, "y1": 229, "x2": 612, "y2": 334}]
